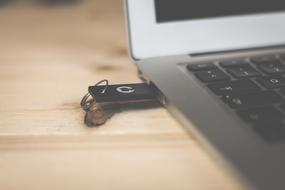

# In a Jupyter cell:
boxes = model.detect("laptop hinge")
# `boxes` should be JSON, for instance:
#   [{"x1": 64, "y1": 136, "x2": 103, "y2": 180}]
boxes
[{"x1": 189, "y1": 44, "x2": 285, "y2": 58}]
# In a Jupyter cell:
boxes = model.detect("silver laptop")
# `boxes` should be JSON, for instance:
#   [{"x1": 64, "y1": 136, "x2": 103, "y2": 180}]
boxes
[{"x1": 125, "y1": 1, "x2": 285, "y2": 189}]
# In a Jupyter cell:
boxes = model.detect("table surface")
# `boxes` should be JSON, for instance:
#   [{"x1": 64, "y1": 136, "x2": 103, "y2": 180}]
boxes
[{"x1": 0, "y1": 1, "x2": 243, "y2": 190}]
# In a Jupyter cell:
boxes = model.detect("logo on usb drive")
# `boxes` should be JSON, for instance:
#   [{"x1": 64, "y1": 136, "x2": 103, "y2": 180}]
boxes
[{"x1": 116, "y1": 86, "x2": 135, "y2": 94}]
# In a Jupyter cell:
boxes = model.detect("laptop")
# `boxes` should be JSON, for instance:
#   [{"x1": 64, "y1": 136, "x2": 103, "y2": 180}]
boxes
[{"x1": 125, "y1": 1, "x2": 285, "y2": 189}]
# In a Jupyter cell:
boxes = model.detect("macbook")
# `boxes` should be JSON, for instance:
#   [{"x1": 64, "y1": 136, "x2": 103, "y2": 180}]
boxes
[{"x1": 125, "y1": 1, "x2": 285, "y2": 189}]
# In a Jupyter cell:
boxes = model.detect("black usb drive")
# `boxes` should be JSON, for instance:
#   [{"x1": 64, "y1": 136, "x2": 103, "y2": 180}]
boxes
[
  {"x1": 81, "y1": 81, "x2": 161, "y2": 127},
  {"x1": 88, "y1": 83, "x2": 157, "y2": 103}
]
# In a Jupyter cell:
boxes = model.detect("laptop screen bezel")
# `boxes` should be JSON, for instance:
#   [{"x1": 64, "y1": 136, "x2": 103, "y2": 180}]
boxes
[{"x1": 126, "y1": 0, "x2": 285, "y2": 59}]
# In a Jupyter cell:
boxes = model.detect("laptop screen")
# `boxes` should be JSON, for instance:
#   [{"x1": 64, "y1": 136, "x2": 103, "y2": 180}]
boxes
[{"x1": 155, "y1": 0, "x2": 285, "y2": 23}]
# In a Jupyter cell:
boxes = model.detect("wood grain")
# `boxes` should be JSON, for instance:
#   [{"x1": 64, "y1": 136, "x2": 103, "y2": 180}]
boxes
[{"x1": 0, "y1": 1, "x2": 244, "y2": 190}]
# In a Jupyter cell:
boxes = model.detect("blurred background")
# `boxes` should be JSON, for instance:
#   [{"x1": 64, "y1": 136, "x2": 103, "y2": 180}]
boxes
[{"x1": 0, "y1": 0, "x2": 130, "y2": 68}]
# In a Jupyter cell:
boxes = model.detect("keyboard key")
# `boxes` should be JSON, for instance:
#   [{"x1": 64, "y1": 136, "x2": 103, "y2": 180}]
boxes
[
  {"x1": 280, "y1": 54, "x2": 285, "y2": 61},
  {"x1": 187, "y1": 63, "x2": 217, "y2": 71},
  {"x1": 237, "y1": 106, "x2": 283, "y2": 123},
  {"x1": 280, "y1": 88, "x2": 285, "y2": 95},
  {"x1": 280, "y1": 104, "x2": 285, "y2": 111},
  {"x1": 219, "y1": 60, "x2": 248, "y2": 68},
  {"x1": 207, "y1": 79, "x2": 260, "y2": 96},
  {"x1": 227, "y1": 65, "x2": 260, "y2": 78},
  {"x1": 254, "y1": 122, "x2": 285, "y2": 142},
  {"x1": 251, "y1": 55, "x2": 279, "y2": 64},
  {"x1": 257, "y1": 76, "x2": 285, "y2": 89},
  {"x1": 223, "y1": 91, "x2": 285, "y2": 109},
  {"x1": 257, "y1": 60, "x2": 285, "y2": 74},
  {"x1": 194, "y1": 69, "x2": 230, "y2": 83}
]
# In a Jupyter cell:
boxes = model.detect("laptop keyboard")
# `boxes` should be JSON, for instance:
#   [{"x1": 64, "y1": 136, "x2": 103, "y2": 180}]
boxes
[{"x1": 187, "y1": 53, "x2": 285, "y2": 141}]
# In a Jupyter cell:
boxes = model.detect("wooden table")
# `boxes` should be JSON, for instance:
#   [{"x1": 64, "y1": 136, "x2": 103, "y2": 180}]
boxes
[{"x1": 0, "y1": 1, "x2": 243, "y2": 189}]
